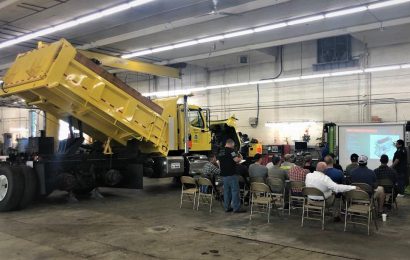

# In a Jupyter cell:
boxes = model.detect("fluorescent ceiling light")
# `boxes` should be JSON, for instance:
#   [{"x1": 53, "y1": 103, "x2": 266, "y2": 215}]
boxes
[
  {"x1": 364, "y1": 65, "x2": 401, "y2": 72},
  {"x1": 101, "y1": 3, "x2": 132, "y2": 16},
  {"x1": 197, "y1": 35, "x2": 224, "y2": 43},
  {"x1": 330, "y1": 69, "x2": 364, "y2": 76},
  {"x1": 273, "y1": 77, "x2": 301, "y2": 82},
  {"x1": 224, "y1": 29, "x2": 254, "y2": 39},
  {"x1": 287, "y1": 15, "x2": 325, "y2": 25},
  {"x1": 206, "y1": 85, "x2": 226, "y2": 90},
  {"x1": 325, "y1": 6, "x2": 368, "y2": 18},
  {"x1": 0, "y1": 0, "x2": 154, "y2": 50},
  {"x1": 249, "y1": 80, "x2": 275, "y2": 85},
  {"x1": 173, "y1": 40, "x2": 198, "y2": 48},
  {"x1": 143, "y1": 62, "x2": 410, "y2": 98},
  {"x1": 122, "y1": 49, "x2": 153, "y2": 59},
  {"x1": 254, "y1": 23, "x2": 287, "y2": 32},
  {"x1": 368, "y1": 0, "x2": 410, "y2": 10},
  {"x1": 300, "y1": 73, "x2": 330, "y2": 79},
  {"x1": 226, "y1": 82, "x2": 250, "y2": 87},
  {"x1": 151, "y1": 45, "x2": 174, "y2": 53}
]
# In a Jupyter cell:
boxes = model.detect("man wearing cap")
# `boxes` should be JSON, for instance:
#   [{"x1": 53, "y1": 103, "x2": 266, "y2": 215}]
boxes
[
  {"x1": 249, "y1": 153, "x2": 268, "y2": 181},
  {"x1": 351, "y1": 155, "x2": 386, "y2": 214},
  {"x1": 392, "y1": 139, "x2": 408, "y2": 195}
]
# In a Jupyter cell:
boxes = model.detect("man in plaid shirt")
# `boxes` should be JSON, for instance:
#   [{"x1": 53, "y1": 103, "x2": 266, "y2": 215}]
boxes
[
  {"x1": 374, "y1": 154, "x2": 398, "y2": 194},
  {"x1": 289, "y1": 155, "x2": 309, "y2": 194}
]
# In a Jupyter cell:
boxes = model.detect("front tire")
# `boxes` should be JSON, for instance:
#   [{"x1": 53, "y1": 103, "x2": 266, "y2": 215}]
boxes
[{"x1": 0, "y1": 166, "x2": 25, "y2": 212}]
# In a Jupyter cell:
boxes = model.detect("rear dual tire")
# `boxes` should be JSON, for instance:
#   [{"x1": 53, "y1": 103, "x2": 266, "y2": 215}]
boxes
[{"x1": 0, "y1": 165, "x2": 38, "y2": 212}]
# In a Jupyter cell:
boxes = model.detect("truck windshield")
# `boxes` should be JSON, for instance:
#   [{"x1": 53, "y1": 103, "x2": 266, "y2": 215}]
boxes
[{"x1": 188, "y1": 110, "x2": 204, "y2": 128}]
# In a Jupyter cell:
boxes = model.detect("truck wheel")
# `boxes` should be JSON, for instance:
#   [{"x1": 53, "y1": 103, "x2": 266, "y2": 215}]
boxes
[
  {"x1": 17, "y1": 166, "x2": 38, "y2": 210},
  {"x1": 0, "y1": 166, "x2": 24, "y2": 212}
]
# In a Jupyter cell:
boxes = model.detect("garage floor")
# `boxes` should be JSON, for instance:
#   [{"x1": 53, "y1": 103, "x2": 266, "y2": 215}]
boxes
[{"x1": 1, "y1": 178, "x2": 410, "y2": 260}]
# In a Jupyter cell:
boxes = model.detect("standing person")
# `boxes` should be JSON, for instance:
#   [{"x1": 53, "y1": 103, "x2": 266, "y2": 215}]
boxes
[
  {"x1": 249, "y1": 153, "x2": 268, "y2": 181},
  {"x1": 392, "y1": 139, "x2": 408, "y2": 195},
  {"x1": 218, "y1": 139, "x2": 246, "y2": 213},
  {"x1": 324, "y1": 155, "x2": 344, "y2": 184}
]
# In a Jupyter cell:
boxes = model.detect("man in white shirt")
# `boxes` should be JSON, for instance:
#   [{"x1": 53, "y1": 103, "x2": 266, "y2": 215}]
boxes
[{"x1": 305, "y1": 162, "x2": 356, "y2": 221}]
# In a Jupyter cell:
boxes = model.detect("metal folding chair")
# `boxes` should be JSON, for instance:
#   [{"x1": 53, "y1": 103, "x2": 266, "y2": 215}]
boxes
[
  {"x1": 379, "y1": 178, "x2": 398, "y2": 210},
  {"x1": 250, "y1": 182, "x2": 276, "y2": 223},
  {"x1": 301, "y1": 187, "x2": 327, "y2": 230},
  {"x1": 344, "y1": 189, "x2": 376, "y2": 235},
  {"x1": 196, "y1": 177, "x2": 214, "y2": 213},
  {"x1": 180, "y1": 176, "x2": 198, "y2": 209},
  {"x1": 289, "y1": 181, "x2": 305, "y2": 215},
  {"x1": 267, "y1": 177, "x2": 286, "y2": 213}
]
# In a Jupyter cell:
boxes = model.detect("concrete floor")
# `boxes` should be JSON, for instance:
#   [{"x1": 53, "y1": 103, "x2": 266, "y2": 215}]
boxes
[{"x1": 1, "y1": 178, "x2": 410, "y2": 260}]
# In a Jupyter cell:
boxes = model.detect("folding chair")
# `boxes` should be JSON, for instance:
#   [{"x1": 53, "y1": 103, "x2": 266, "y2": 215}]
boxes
[
  {"x1": 180, "y1": 176, "x2": 198, "y2": 209},
  {"x1": 301, "y1": 187, "x2": 327, "y2": 230},
  {"x1": 379, "y1": 178, "x2": 398, "y2": 210},
  {"x1": 288, "y1": 181, "x2": 305, "y2": 215},
  {"x1": 352, "y1": 182, "x2": 378, "y2": 210},
  {"x1": 344, "y1": 189, "x2": 375, "y2": 235},
  {"x1": 266, "y1": 177, "x2": 285, "y2": 213},
  {"x1": 249, "y1": 182, "x2": 276, "y2": 223},
  {"x1": 196, "y1": 177, "x2": 214, "y2": 213},
  {"x1": 250, "y1": 176, "x2": 265, "y2": 183},
  {"x1": 237, "y1": 175, "x2": 249, "y2": 205}
]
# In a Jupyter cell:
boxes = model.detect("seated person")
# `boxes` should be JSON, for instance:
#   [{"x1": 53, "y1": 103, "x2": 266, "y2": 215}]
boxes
[
  {"x1": 305, "y1": 162, "x2": 356, "y2": 220},
  {"x1": 288, "y1": 155, "x2": 309, "y2": 194},
  {"x1": 236, "y1": 153, "x2": 249, "y2": 186},
  {"x1": 345, "y1": 153, "x2": 359, "y2": 180},
  {"x1": 329, "y1": 153, "x2": 344, "y2": 172},
  {"x1": 351, "y1": 155, "x2": 386, "y2": 214},
  {"x1": 280, "y1": 154, "x2": 295, "y2": 172},
  {"x1": 249, "y1": 153, "x2": 268, "y2": 181},
  {"x1": 201, "y1": 153, "x2": 220, "y2": 190},
  {"x1": 324, "y1": 155, "x2": 344, "y2": 184},
  {"x1": 267, "y1": 156, "x2": 288, "y2": 193},
  {"x1": 268, "y1": 156, "x2": 288, "y2": 181},
  {"x1": 374, "y1": 154, "x2": 398, "y2": 203},
  {"x1": 303, "y1": 154, "x2": 316, "y2": 173}
]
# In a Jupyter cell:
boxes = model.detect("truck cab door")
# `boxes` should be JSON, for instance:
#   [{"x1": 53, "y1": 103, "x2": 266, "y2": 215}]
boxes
[{"x1": 178, "y1": 106, "x2": 211, "y2": 152}]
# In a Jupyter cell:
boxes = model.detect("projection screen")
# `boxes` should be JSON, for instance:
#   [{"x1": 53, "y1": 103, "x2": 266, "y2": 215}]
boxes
[{"x1": 338, "y1": 123, "x2": 404, "y2": 170}]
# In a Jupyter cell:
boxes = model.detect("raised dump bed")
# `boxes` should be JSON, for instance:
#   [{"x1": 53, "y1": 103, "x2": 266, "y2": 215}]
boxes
[{"x1": 1, "y1": 39, "x2": 169, "y2": 156}]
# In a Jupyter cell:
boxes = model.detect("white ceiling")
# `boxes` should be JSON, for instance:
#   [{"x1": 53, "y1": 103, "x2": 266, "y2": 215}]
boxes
[{"x1": 1, "y1": 0, "x2": 410, "y2": 74}]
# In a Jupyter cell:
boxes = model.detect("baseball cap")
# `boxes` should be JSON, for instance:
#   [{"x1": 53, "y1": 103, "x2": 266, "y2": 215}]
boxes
[{"x1": 358, "y1": 155, "x2": 368, "y2": 164}]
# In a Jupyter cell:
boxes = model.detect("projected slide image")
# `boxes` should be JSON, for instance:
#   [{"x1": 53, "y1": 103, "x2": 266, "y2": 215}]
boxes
[{"x1": 370, "y1": 135, "x2": 399, "y2": 159}]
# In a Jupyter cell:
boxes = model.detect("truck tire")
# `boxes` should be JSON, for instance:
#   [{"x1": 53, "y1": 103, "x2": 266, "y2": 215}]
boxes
[
  {"x1": 17, "y1": 166, "x2": 38, "y2": 210},
  {"x1": 0, "y1": 166, "x2": 24, "y2": 212}
]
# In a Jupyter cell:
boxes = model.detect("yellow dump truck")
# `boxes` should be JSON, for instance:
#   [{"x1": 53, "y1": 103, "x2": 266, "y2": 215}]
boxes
[{"x1": 0, "y1": 39, "x2": 239, "y2": 211}]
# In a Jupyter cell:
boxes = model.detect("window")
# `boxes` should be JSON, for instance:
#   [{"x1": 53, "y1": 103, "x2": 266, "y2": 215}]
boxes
[
  {"x1": 188, "y1": 110, "x2": 204, "y2": 128},
  {"x1": 317, "y1": 35, "x2": 351, "y2": 63}
]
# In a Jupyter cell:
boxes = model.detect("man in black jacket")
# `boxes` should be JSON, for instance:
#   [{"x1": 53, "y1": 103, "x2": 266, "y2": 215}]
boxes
[{"x1": 218, "y1": 139, "x2": 246, "y2": 213}]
